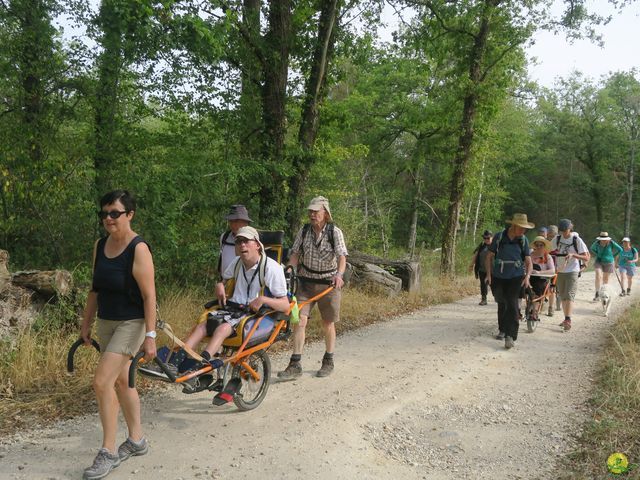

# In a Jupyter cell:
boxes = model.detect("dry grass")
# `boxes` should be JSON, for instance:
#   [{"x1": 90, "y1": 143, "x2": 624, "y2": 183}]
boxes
[
  {"x1": 557, "y1": 304, "x2": 640, "y2": 479},
  {"x1": 0, "y1": 261, "x2": 476, "y2": 438}
]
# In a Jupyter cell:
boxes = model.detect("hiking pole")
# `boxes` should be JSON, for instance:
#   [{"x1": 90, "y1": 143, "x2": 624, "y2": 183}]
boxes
[{"x1": 614, "y1": 267, "x2": 624, "y2": 293}]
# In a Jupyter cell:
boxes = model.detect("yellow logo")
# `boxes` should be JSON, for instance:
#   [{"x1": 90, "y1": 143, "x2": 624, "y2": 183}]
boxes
[{"x1": 607, "y1": 452, "x2": 629, "y2": 474}]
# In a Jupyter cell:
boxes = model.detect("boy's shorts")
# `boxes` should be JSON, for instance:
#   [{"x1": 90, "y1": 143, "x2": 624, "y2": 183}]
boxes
[
  {"x1": 97, "y1": 318, "x2": 145, "y2": 356},
  {"x1": 556, "y1": 272, "x2": 579, "y2": 301}
]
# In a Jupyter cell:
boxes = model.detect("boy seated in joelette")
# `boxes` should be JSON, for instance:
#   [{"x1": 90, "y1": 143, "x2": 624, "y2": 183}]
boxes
[{"x1": 140, "y1": 226, "x2": 289, "y2": 378}]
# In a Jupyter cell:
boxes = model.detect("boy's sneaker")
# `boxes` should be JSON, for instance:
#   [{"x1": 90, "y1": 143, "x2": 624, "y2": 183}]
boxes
[
  {"x1": 138, "y1": 361, "x2": 177, "y2": 380},
  {"x1": 562, "y1": 320, "x2": 571, "y2": 332},
  {"x1": 277, "y1": 361, "x2": 302, "y2": 380},
  {"x1": 83, "y1": 448, "x2": 121, "y2": 480},
  {"x1": 316, "y1": 357, "x2": 334, "y2": 377},
  {"x1": 118, "y1": 437, "x2": 148, "y2": 461}
]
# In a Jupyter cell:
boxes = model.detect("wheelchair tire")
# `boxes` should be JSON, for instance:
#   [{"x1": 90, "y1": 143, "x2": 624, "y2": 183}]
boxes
[
  {"x1": 232, "y1": 350, "x2": 271, "y2": 411},
  {"x1": 525, "y1": 289, "x2": 538, "y2": 333}
]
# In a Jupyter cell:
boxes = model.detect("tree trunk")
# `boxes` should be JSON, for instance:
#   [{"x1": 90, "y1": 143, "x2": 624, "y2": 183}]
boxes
[
  {"x1": 440, "y1": 0, "x2": 496, "y2": 276},
  {"x1": 408, "y1": 170, "x2": 421, "y2": 260},
  {"x1": 286, "y1": 0, "x2": 340, "y2": 234},
  {"x1": 94, "y1": 0, "x2": 124, "y2": 194},
  {"x1": 238, "y1": 0, "x2": 262, "y2": 149},
  {"x1": 473, "y1": 159, "x2": 485, "y2": 238},
  {"x1": 259, "y1": 0, "x2": 292, "y2": 225},
  {"x1": 0, "y1": 250, "x2": 10, "y2": 294},
  {"x1": 624, "y1": 136, "x2": 636, "y2": 236}
]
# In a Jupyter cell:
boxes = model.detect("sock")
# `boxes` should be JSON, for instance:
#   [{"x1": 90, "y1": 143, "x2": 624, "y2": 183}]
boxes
[
  {"x1": 128, "y1": 437, "x2": 145, "y2": 447},
  {"x1": 290, "y1": 354, "x2": 301, "y2": 363},
  {"x1": 323, "y1": 352, "x2": 334, "y2": 360},
  {"x1": 200, "y1": 350, "x2": 211, "y2": 361},
  {"x1": 565, "y1": 316, "x2": 571, "y2": 322}
]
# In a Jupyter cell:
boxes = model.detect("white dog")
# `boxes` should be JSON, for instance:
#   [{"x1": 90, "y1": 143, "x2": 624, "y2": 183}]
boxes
[{"x1": 599, "y1": 284, "x2": 613, "y2": 317}]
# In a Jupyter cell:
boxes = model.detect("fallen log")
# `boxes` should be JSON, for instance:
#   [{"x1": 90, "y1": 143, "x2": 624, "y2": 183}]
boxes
[
  {"x1": 11, "y1": 270, "x2": 73, "y2": 299},
  {"x1": 348, "y1": 251, "x2": 421, "y2": 293}
]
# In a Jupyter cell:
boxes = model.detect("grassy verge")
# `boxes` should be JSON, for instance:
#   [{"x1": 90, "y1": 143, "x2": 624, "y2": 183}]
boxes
[
  {"x1": 558, "y1": 302, "x2": 640, "y2": 479},
  {"x1": 0, "y1": 256, "x2": 476, "y2": 438}
]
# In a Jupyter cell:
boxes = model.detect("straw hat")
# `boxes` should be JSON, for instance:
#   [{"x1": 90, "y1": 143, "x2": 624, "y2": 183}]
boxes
[
  {"x1": 505, "y1": 213, "x2": 535, "y2": 229},
  {"x1": 531, "y1": 235, "x2": 551, "y2": 252}
]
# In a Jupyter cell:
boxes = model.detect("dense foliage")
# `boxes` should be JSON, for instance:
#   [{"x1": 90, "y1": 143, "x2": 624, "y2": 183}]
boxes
[{"x1": 0, "y1": 0, "x2": 638, "y2": 284}]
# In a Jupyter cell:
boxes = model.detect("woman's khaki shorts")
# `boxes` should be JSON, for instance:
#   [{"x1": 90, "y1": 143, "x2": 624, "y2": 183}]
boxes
[
  {"x1": 97, "y1": 318, "x2": 145, "y2": 356},
  {"x1": 556, "y1": 272, "x2": 579, "y2": 301},
  {"x1": 594, "y1": 261, "x2": 615, "y2": 274},
  {"x1": 297, "y1": 281, "x2": 341, "y2": 323}
]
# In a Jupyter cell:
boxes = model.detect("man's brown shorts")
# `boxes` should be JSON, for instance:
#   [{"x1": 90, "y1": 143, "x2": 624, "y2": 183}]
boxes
[
  {"x1": 97, "y1": 318, "x2": 145, "y2": 356},
  {"x1": 297, "y1": 281, "x2": 341, "y2": 322}
]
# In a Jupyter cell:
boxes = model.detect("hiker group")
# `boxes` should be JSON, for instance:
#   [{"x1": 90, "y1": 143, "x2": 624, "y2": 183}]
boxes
[{"x1": 470, "y1": 214, "x2": 638, "y2": 349}]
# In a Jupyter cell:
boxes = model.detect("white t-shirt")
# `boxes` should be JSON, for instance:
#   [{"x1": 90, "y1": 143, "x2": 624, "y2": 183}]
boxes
[
  {"x1": 551, "y1": 232, "x2": 588, "y2": 273},
  {"x1": 219, "y1": 231, "x2": 237, "y2": 275},
  {"x1": 222, "y1": 256, "x2": 287, "y2": 305}
]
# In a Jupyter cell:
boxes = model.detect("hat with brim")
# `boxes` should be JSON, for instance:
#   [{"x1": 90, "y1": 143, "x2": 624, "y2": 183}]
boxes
[
  {"x1": 307, "y1": 196, "x2": 333, "y2": 222},
  {"x1": 225, "y1": 204, "x2": 252, "y2": 222},
  {"x1": 531, "y1": 235, "x2": 551, "y2": 252},
  {"x1": 596, "y1": 231, "x2": 611, "y2": 241},
  {"x1": 505, "y1": 213, "x2": 535, "y2": 229},
  {"x1": 622, "y1": 237, "x2": 631, "y2": 243},
  {"x1": 235, "y1": 226, "x2": 264, "y2": 252}
]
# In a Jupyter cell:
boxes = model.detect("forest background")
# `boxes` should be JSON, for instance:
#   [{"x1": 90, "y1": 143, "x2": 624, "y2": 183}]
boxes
[{"x1": 2, "y1": 0, "x2": 640, "y2": 285}]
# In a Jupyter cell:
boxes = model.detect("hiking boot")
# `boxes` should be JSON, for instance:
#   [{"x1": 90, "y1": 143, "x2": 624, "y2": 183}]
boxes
[
  {"x1": 620, "y1": 290, "x2": 626, "y2": 297},
  {"x1": 504, "y1": 336, "x2": 515, "y2": 349},
  {"x1": 593, "y1": 293, "x2": 599, "y2": 301},
  {"x1": 562, "y1": 320, "x2": 571, "y2": 332},
  {"x1": 547, "y1": 305, "x2": 554, "y2": 317},
  {"x1": 277, "y1": 361, "x2": 302, "y2": 381},
  {"x1": 83, "y1": 448, "x2": 121, "y2": 480},
  {"x1": 479, "y1": 298, "x2": 487, "y2": 306},
  {"x1": 495, "y1": 331, "x2": 505, "y2": 340},
  {"x1": 138, "y1": 361, "x2": 177, "y2": 380},
  {"x1": 316, "y1": 357, "x2": 334, "y2": 378},
  {"x1": 627, "y1": 288, "x2": 631, "y2": 295},
  {"x1": 118, "y1": 437, "x2": 148, "y2": 461}
]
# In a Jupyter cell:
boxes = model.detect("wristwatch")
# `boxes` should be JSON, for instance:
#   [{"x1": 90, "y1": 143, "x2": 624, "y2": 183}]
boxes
[{"x1": 145, "y1": 330, "x2": 157, "y2": 339}]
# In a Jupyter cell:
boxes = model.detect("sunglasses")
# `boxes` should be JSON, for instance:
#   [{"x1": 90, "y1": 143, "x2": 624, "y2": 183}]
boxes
[
  {"x1": 235, "y1": 238, "x2": 255, "y2": 245},
  {"x1": 533, "y1": 242, "x2": 545, "y2": 247},
  {"x1": 98, "y1": 210, "x2": 128, "y2": 220}
]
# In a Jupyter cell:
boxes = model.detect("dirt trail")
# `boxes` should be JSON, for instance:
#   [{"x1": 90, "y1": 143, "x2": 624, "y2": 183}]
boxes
[{"x1": 0, "y1": 271, "x2": 633, "y2": 480}]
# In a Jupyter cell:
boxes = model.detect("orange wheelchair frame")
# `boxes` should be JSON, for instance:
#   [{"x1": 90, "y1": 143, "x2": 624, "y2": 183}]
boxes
[{"x1": 523, "y1": 272, "x2": 557, "y2": 333}]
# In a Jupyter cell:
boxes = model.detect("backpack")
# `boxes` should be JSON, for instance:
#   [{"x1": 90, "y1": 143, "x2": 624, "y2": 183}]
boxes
[
  {"x1": 555, "y1": 234, "x2": 586, "y2": 275},
  {"x1": 217, "y1": 230, "x2": 235, "y2": 275},
  {"x1": 298, "y1": 223, "x2": 338, "y2": 276},
  {"x1": 495, "y1": 230, "x2": 527, "y2": 260}
]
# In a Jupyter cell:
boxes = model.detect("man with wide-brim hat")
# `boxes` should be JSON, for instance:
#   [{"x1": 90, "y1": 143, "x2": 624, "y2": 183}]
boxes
[
  {"x1": 217, "y1": 205, "x2": 253, "y2": 276},
  {"x1": 484, "y1": 213, "x2": 534, "y2": 350},
  {"x1": 550, "y1": 219, "x2": 590, "y2": 331},
  {"x1": 590, "y1": 231, "x2": 622, "y2": 301}
]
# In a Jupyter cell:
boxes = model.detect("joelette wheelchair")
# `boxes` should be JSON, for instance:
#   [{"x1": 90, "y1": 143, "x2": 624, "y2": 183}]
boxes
[{"x1": 68, "y1": 231, "x2": 333, "y2": 411}]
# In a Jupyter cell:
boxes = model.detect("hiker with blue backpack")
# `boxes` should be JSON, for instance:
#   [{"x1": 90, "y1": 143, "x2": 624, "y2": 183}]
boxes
[
  {"x1": 616, "y1": 237, "x2": 638, "y2": 296},
  {"x1": 484, "y1": 213, "x2": 534, "y2": 350}
]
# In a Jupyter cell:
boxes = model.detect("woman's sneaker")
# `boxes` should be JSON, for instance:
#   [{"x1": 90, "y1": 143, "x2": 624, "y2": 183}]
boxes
[
  {"x1": 118, "y1": 437, "x2": 148, "y2": 461},
  {"x1": 83, "y1": 448, "x2": 120, "y2": 480}
]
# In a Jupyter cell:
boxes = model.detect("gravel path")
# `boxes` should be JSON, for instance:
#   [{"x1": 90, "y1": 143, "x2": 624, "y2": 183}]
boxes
[{"x1": 0, "y1": 271, "x2": 632, "y2": 479}]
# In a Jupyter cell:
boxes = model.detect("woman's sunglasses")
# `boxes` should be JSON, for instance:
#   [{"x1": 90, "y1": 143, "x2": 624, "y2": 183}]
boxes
[
  {"x1": 97, "y1": 210, "x2": 128, "y2": 220},
  {"x1": 533, "y1": 242, "x2": 545, "y2": 248}
]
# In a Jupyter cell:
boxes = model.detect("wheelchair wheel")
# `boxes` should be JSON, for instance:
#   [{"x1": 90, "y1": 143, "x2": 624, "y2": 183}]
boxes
[
  {"x1": 525, "y1": 289, "x2": 538, "y2": 333},
  {"x1": 232, "y1": 350, "x2": 271, "y2": 411}
]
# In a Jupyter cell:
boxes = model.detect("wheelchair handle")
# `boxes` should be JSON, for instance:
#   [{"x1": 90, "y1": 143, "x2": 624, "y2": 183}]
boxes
[
  {"x1": 128, "y1": 351, "x2": 146, "y2": 388},
  {"x1": 67, "y1": 338, "x2": 100, "y2": 373}
]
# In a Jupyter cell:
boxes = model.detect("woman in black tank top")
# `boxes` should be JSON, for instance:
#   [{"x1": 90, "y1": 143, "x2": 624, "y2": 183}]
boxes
[{"x1": 79, "y1": 190, "x2": 157, "y2": 478}]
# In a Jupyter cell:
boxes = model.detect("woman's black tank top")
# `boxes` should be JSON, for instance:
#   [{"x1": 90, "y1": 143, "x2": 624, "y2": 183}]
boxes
[{"x1": 92, "y1": 236, "x2": 147, "y2": 320}]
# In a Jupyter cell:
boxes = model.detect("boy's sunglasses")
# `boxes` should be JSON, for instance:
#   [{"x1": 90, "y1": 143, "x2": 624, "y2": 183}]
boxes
[{"x1": 97, "y1": 210, "x2": 128, "y2": 220}]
